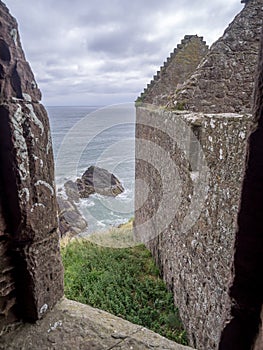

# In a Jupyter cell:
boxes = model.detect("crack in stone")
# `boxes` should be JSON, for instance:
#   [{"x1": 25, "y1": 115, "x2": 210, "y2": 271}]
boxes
[{"x1": 107, "y1": 327, "x2": 144, "y2": 350}]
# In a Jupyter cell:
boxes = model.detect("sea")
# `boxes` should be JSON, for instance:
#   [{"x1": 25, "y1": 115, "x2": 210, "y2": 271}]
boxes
[{"x1": 46, "y1": 104, "x2": 135, "y2": 234}]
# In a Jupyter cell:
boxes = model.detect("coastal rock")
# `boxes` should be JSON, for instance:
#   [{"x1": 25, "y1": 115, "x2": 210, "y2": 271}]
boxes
[
  {"x1": 77, "y1": 166, "x2": 124, "y2": 198},
  {"x1": 64, "y1": 180, "x2": 80, "y2": 202},
  {"x1": 57, "y1": 167, "x2": 124, "y2": 240},
  {"x1": 57, "y1": 196, "x2": 87, "y2": 239}
]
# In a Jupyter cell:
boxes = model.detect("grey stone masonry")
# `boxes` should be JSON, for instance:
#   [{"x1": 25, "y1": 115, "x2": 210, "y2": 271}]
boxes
[
  {"x1": 171, "y1": 0, "x2": 263, "y2": 113},
  {"x1": 134, "y1": 106, "x2": 253, "y2": 349},
  {"x1": 135, "y1": 1, "x2": 263, "y2": 349},
  {"x1": 0, "y1": 298, "x2": 196, "y2": 350},
  {"x1": 138, "y1": 35, "x2": 208, "y2": 105}
]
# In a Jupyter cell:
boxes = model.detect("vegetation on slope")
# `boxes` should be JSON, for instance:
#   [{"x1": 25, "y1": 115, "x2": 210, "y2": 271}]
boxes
[{"x1": 61, "y1": 224, "x2": 188, "y2": 345}]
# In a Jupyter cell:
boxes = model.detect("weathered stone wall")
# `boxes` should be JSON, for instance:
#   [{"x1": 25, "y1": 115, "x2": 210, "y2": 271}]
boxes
[
  {"x1": 219, "y1": 24, "x2": 263, "y2": 350},
  {"x1": 0, "y1": 0, "x2": 63, "y2": 332},
  {"x1": 139, "y1": 35, "x2": 208, "y2": 105},
  {"x1": 170, "y1": 0, "x2": 263, "y2": 113},
  {"x1": 135, "y1": 2, "x2": 263, "y2": 348},
  {"x1": 134, "y1": 106, "x2": 253, "y2": 349}
]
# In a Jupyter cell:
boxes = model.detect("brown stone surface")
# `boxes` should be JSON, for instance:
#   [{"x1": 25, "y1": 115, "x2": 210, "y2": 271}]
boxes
[
  {"x1": 170, "y1": 0, "x2": 263, "y2": 113},
  {"x1": 0, "y1": 0, "x2": 63, "y2": 328},
  {"x1": 0, "y1": 298, "x2": 195, "y2": 350},
  {"x1": 135, "y1": 106, "x2": 253, "y2": 349},
  {"x1": 138, "y1": 35, "x2": 208, "y2": 105},
  {"x1": 0, "y1": 3, "x2": 41, "y2": 103}
]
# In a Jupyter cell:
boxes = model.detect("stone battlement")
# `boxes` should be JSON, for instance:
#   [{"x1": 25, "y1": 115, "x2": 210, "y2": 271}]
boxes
[
  {"x1": 170, "y1": 0, "x2": 263, "y2": 113},
  {"x1": 138, "y1": 35, "x2": 208, "y2": 105}
]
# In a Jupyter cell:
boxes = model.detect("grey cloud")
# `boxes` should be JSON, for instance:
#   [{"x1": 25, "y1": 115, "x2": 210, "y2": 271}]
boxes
[
  {"x1": 4, "y1": 0, "x2": 243, "y2": 106},
  {"x1": 87, "y1": 30, "x2": 163, "y2": 58}
]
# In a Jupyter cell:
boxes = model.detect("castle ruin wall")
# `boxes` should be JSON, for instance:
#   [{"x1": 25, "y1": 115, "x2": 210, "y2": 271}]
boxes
[
  {"x1": 171, "y1": 0, "x2": 263, "y2": 114},
  {"x1": 139, "y1": 35, "x2": 208, "y2": 105},
  {"x1": 135, "y1": 106, "x2": 253, "y2": 349}
]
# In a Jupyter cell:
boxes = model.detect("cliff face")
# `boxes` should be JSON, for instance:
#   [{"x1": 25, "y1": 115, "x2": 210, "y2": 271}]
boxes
[
  {"x1": 171, "y1": 0, "x2": 263, "y2": 113},
  {"x1": 0, "y1": 0, "x2": 63, "y2": 331}
]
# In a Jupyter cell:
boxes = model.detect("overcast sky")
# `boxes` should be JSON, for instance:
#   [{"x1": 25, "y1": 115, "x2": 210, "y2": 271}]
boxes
[{"x1": 4, "y1": 0, "x2": 243, "y2": 106}]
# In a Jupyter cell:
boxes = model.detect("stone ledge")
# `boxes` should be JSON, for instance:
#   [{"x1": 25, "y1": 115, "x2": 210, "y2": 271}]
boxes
[{"x1": 0, "y1": 298, "x2": 195, "y2": 350}]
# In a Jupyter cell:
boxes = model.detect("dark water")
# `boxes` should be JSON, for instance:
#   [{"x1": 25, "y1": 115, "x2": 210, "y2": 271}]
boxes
[{"x1": 47, "y1": 104, "x2": 135, "y2": 233}]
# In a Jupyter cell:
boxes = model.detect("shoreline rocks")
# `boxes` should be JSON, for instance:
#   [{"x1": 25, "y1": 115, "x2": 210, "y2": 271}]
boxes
[
  {"x1": 57, "y1": 195, "x2": 87, "y2": 239},
  {"x1": 77, "y1": 166, "x2": 124, "y2": 198},
  {"x1": 57, "y1": 166, "x2": 124, "y2": 242}
]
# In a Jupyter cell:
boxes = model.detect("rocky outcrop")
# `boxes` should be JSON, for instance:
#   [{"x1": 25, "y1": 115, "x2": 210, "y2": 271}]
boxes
[
  {"x1": 77, "y1": 166, "x2": 124, "y2": 198},
  {"x1": 57, "y1": 166, "x2": 124, "y2": 240},
  {"x1": 57, "y1": 196, "x2": 87, "y2": 239},
  {"x1": 0, "y1": 0, "x2": 63, "y2": 331},
  {"x1": 64, "y1": 180, "x2": 80, "y2": 202},
  {"x1": 60, "y1": 167, "x2": 124, "y2": 203},
  {"x1": 170, "y1": 0, "x2": 263, "y2": 113}
]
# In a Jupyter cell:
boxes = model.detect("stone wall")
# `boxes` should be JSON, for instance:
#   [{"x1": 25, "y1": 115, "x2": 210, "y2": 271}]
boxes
[
  {"x1": 135, "y1": 1, "x2": 263, "y2": 349},
  {"x1": 170, "y1": 0, "x2": 263, "y2": 113},
  {"x1": 134, "y1": 106, "x2": 253, "y2": 349},
  {"x1": 0, "y1": 0, "x2": 63, "y2": 333},
  {"x1": 138, "y1": 35, "x2": 208, "y2": 105},
  {"x1": 219, "y1": 23, "x2": 263, "y2": 350}
]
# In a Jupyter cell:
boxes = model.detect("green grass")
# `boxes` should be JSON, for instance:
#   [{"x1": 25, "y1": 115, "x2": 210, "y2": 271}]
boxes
[
  {"x1": 87, "y1": 219, "x2": 136, "y2": 248},
  {"x1": 61, "y1": 228, "x2": 188, "y2": 345}
]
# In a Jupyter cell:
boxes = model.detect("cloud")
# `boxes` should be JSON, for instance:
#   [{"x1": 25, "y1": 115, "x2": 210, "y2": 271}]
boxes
[{"x1": 4, "y1": 0, "x2": 243, "y2": 106}]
